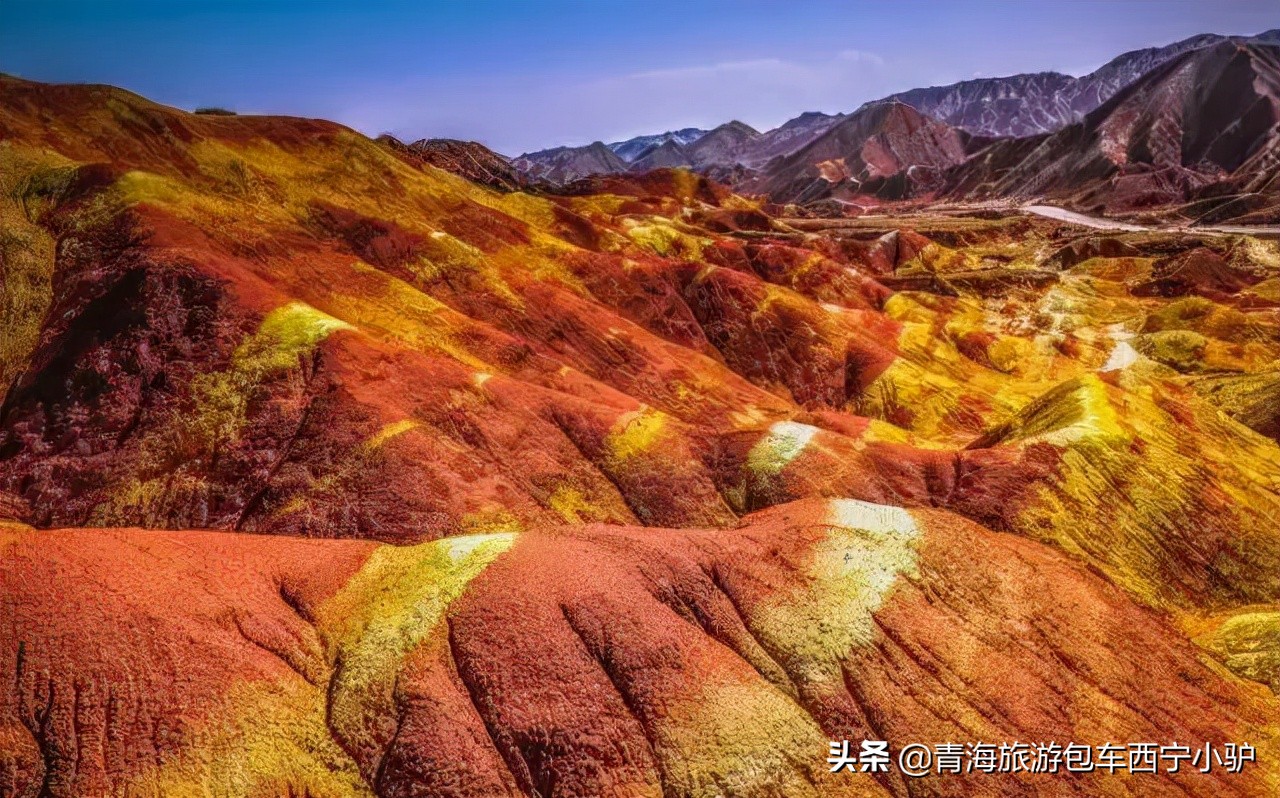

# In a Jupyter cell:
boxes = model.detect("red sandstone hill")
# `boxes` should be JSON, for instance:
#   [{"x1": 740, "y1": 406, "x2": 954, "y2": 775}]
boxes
[
  {"x1": 757, "y1": 102, "x2": 970, "y2": 204},
  {"x1": 3, "y1": 75, "x2": 1280, "y2": 796},
  {"x1": 4, "y1": 503, "x2": 1277, "y2": 796}
]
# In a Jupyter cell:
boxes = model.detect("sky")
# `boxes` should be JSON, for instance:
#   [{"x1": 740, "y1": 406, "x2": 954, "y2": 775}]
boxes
[{"x1": 2, "y1": 0, "x2": 1277, "y2": 155}]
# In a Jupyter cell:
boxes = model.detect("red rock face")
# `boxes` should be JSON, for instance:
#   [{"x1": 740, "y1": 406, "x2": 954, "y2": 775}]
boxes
[
  {"x1": 759, "y1": 103, "x2": 970, "y2": 204},
  {"x1": 2, "y1": 74, "x2": 1280, "y2": 797},
  {"x1": 3, "y1": 503, "x2": 1273, "y2": 797},
  {"x1": 1131, "y1": 248, "x2": 1262, "y2": 299}
]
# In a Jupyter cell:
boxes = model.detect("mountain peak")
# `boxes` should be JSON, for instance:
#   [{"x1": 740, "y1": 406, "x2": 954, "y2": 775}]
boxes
[
  {"x1": 511, "y1": 139, "x2": 629, "y2": 182},
  {"x1": 378, "y1": 135, "x2": 526, "y2": 191},
  {"x1": 607, "y1": 127, "x2": 708, "y2": 162},
  {"x1": 628, "y1": 138, "x2": 694, "y2": 171},
  {"x1": 759, "y1": 97, "x2": 968, "y2": 203},
  {"x1": 943, "y1": 38, "x2": 1280, "y2": 221},
  {"x1": 509, "y1": 27, "x2": 1280, "y2": 203},
  {"x1": 715, "y1": 119, "x2": 761, "y2": 136}
]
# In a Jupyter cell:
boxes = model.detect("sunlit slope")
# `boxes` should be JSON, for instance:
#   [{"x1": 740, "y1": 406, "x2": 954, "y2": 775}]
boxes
[
  {"x1": 0, "y1": 76, "x2": 1118, "y2": 536},
  {"x1": 5, "y1": 76, "x2": 1280, "y2": 798},
  {"x1": 4, "y1": 503, "x2": 1275, "y2": 797},
  {"x1": 4, "y1": 75, "x2": 1280, "y2": 583},
  {"x1": 0, "y1": 76, "x2": 921, "y2": 536}
]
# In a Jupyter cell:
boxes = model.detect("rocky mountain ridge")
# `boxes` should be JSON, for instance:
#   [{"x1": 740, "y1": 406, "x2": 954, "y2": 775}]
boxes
[
  {"x1": 503, "y1": 28, "x2": 1280, "y2": 225},
  {"x1": 940, "y1": 40, "x2": 1280, "y2": 223},
  {"x1": 608, "y1": 126, "x2": 708, "y2": 162},
  {"x1": 884, "y1": 30, "x2": 1277, "y2": 137}
]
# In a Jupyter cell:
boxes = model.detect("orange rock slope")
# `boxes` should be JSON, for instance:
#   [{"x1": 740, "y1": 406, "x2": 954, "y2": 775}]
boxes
[
  {"x1": 4, "y1": 505, "x2": 1276, "y2": 797},
  {"x1": 2, "y1": 75, "x2": 1280, "y2": 796}
]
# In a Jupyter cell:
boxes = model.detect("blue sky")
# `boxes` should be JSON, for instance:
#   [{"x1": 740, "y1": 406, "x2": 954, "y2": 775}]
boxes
[{"x1": 2, "y1": 1, "x2": 1277, "y2": 154}]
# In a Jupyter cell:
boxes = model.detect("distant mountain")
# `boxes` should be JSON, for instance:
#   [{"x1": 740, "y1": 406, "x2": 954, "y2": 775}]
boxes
[
  {"x1": 737, "y1": 111, "x2": 846, "y2": 168},
  {"x1": 510, "y1": 141, "x2": 629, "y2": 183},
  {"x1": 685, "y1": 120, "x2": 761, "y2": 168},
  {"x1": 943, "y1": 40, "x2": 1280, "y2": 222},
  {"x1": 515, "y1": 125, "x2": 727, "y2": 177},
  {"x1": 886, "y1": 30, "x2": 1280, "y2": 137},
  {"x1": 518, "y1": 116, "x2": 839, "y2": 183},
  {"x1": 609, "y1": 127, "x2": 707, "y2": 162},
  {"x1": 628, "y1": 138, "x2": 694, "y2": 171},
  {"x1": 759, "y1": 101, "x2": 969, "y2": 203},
  {"x1": 378, "y1": 135, "x2": 526, "y2": 191},
  {"x1": 886, "y1": 72, "x2": 1078, "y2": 139},
  {"x1": 505, "y1": 27, "x2": 1280, "y2": 223}
]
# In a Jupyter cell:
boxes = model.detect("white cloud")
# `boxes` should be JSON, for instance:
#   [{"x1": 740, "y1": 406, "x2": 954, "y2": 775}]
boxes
[{"x1": 835, "y1": 49, "x2": 886, "y2": 66}]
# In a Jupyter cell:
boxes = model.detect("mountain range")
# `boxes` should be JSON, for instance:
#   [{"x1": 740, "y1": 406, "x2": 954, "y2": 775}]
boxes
[
  {"x1": 884, "y1": 30, "x2": 1277, "y2": 137},
  {"x1": 607, "y1": 126, "x2": 707, "y2": 162},
  {"x1": 943, "y1": 38, "x2": 1280, "y2": 222},
  {"x1": 504, "y1": 29, "x2": 1280, "y2": 224}
]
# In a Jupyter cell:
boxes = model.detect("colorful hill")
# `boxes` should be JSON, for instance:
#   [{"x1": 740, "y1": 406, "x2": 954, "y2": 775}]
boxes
[
  {"x1": 2, "y1": 75, "x2": 1280, "y2": 796},
  {"x1": 5, "y1": 503, "x2": 1278, "y2": 797}
]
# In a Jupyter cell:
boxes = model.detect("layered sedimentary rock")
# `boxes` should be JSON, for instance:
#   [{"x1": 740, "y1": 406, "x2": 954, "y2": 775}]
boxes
[
  {"x1": 758, "y1": 103, "x2": 969, "y2": 204},
  {"x1": 884, "y1": 30, "x2": 1279, "y2": 138},
  {"x1": 4, "y1": 501, "x2": 1276, "y2": 797},
  {"x1": 377, "y1": 136, "x2": 528, "y2": 192},
  {"x1": 2, "y1": 75, "x2": 1280, "y2": 797}
]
